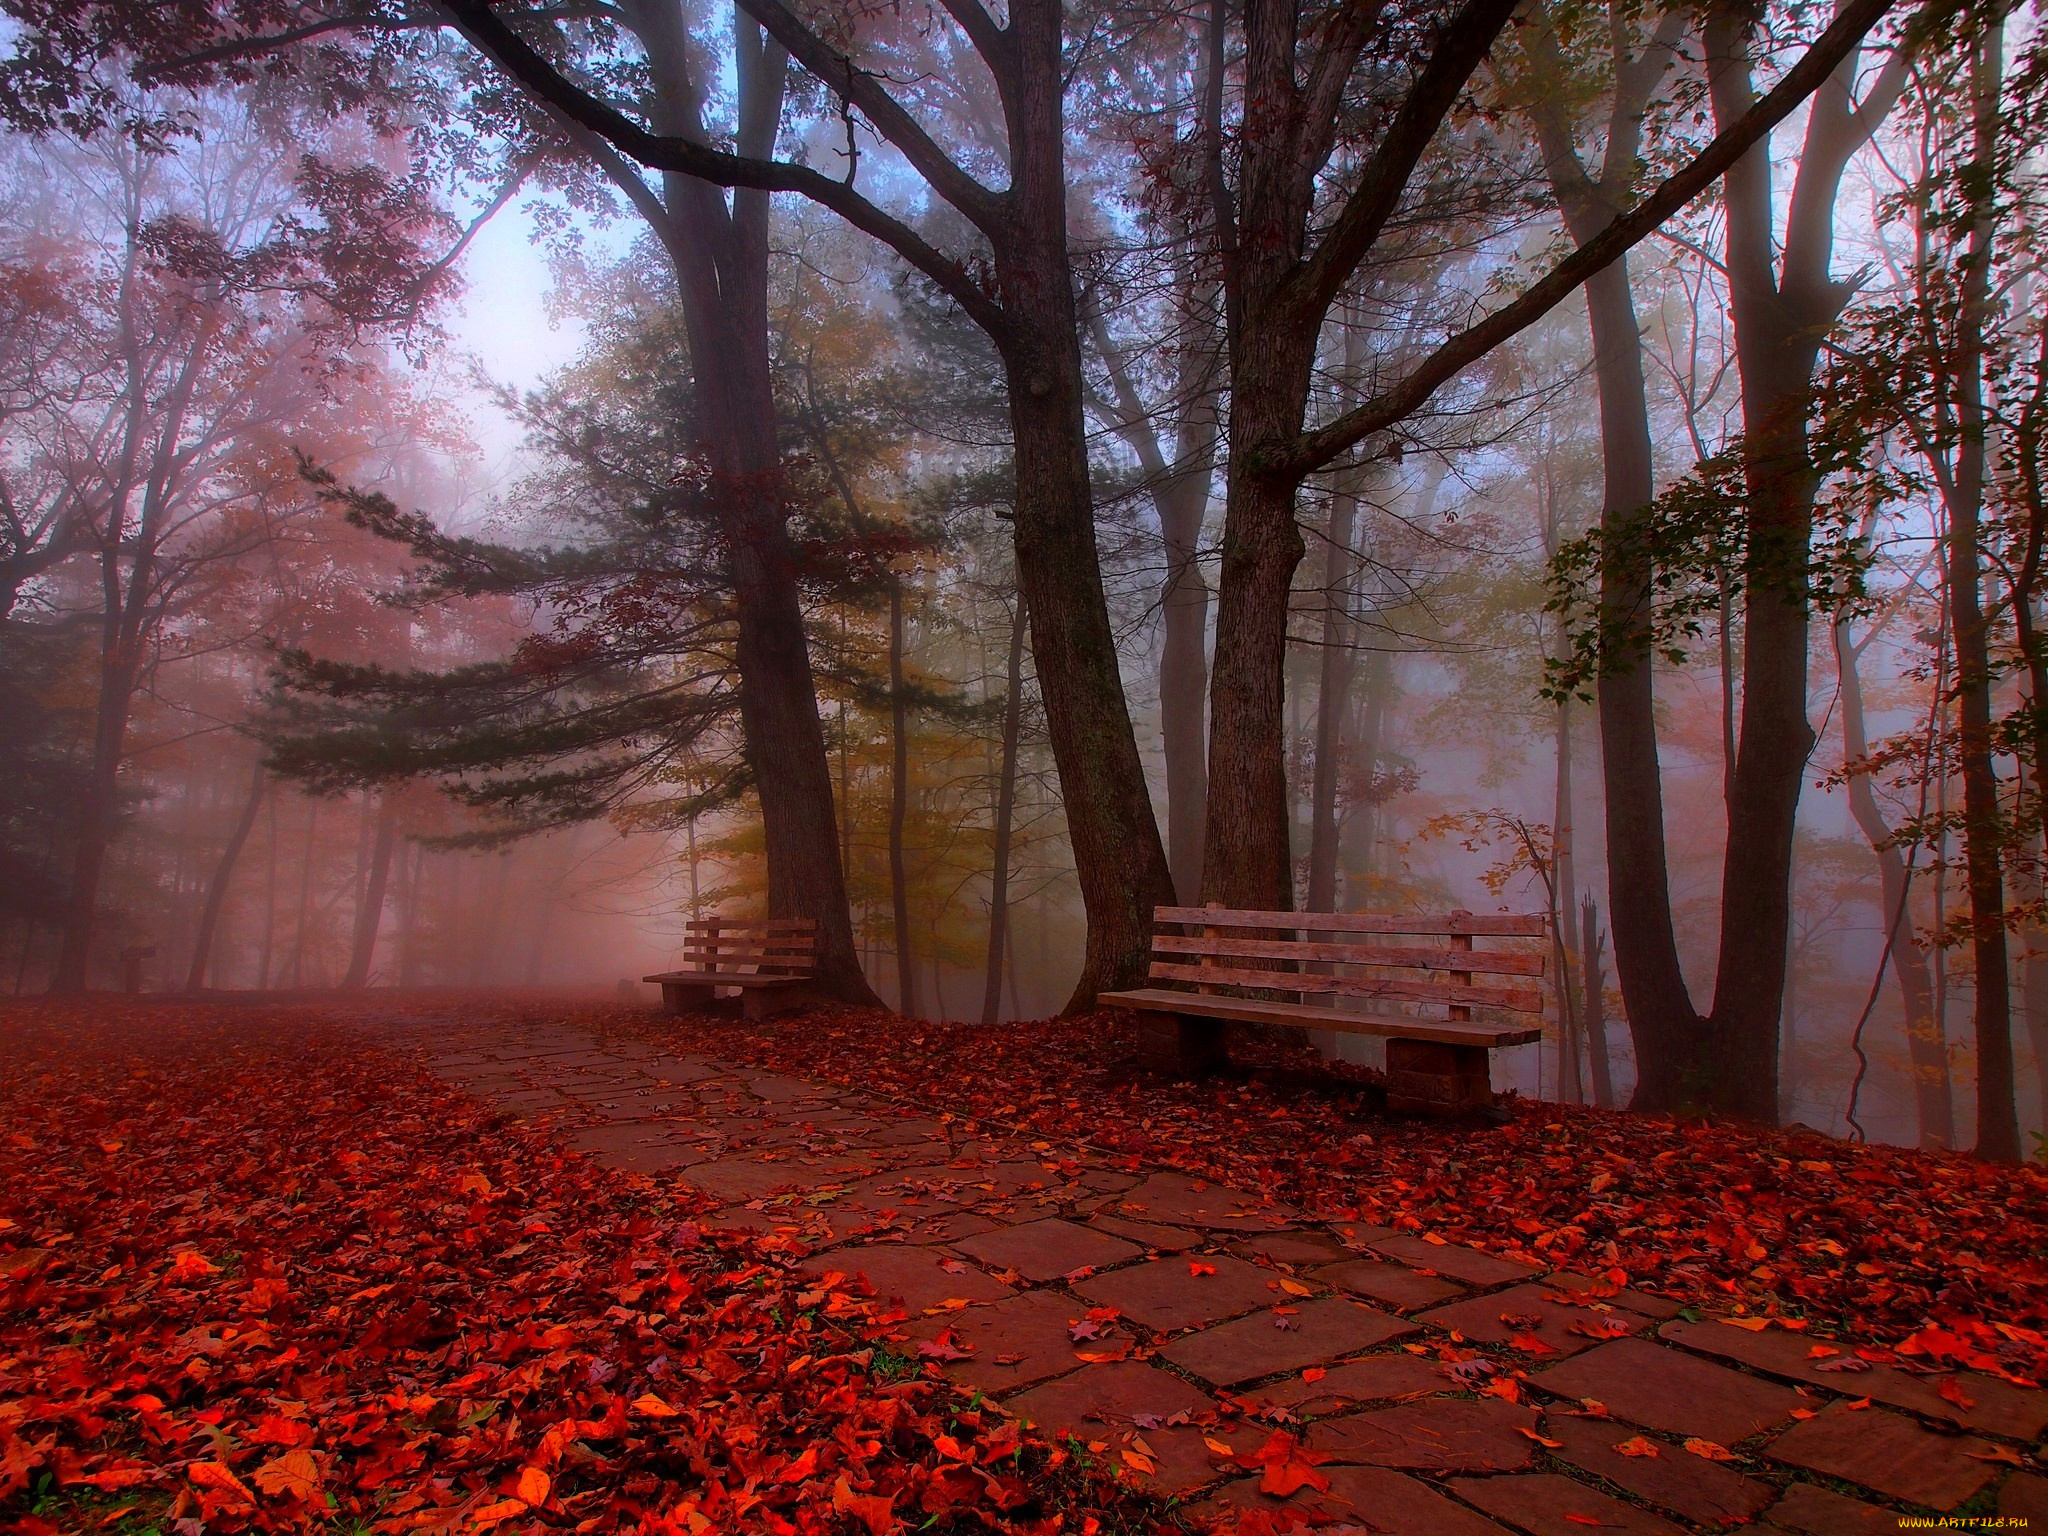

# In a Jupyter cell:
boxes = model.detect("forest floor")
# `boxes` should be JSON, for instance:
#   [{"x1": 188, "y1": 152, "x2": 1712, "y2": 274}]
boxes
[{"x1": 3, "y1": 992, "x2": 2046, "y2": 1536}]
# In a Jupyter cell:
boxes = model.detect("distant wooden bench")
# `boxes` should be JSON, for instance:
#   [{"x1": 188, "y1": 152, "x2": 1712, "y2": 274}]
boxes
[
  {"x1": 1101, "y1": 905, "x2": 1547, "y2": 1115},
  {"x1": 644, "y1": 918, "x2": 820, "y2": 1020}
]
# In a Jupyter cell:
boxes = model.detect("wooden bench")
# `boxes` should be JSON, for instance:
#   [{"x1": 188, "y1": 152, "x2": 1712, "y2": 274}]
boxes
[
  {"x1": 644, "y1": 918, "x2": 820, "y2": 1020},
  {"x1": 1101, "y1": 905, "x2": 1547, "y2": 1115}
]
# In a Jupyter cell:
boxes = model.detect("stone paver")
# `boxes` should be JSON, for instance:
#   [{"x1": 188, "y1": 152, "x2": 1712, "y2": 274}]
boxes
[
  {"x1": 2002, "y1": 1471, "x2": 2048, "y2": 1520},
  {"x1": 1766, "y1": 1400, "x2": 1997, "y2": 1510},
  {"x1": 1003, "y1": 1361, "x2": 1218, "y2": 1493},
  {"x1": 1547, "y1": 1417, "x2": 1774, "y2": 1527},
  {"x1": 1660, "y1": 1317, "x2": 2048, "y2": 1440},
  {"x1": 1314, "y1": 1256, "x2": 1465, "y2": 1312},
  {"x1": 1308, "y1": 1397, "x2": 1538, "y2": 1471},
  {"x1": 1161, "y1": 1296, "x2": 1412, "y2": 1386},
  {"x1": 803, "y1": 1241, "x2": 1013, "y2": 1313},
  {"x1": 1369, "y1": 1232, "x2": 1542, "y2": 1287},
  {"x1": 1075, "y1": 1253, "x2": 1282, "y2": 1332},
  {"x1": 406, "y1": 1013, "x2": 2046, "y2": 1531},
  {"x1": 1228, "y1": 1228, "x2": 1355, "y2": 1268},
  {"x1": 1419, "y1": 1280, "x2": 1649, "y2": 1358},
  {"x1": 1195, "y1": 1466, "x2": 1512, "y2": 1534},
  {"x1": 1450, "y1": 1473, "x2": 1687, "y2": 1536},
  {"x1": 1232, "y1": 1352, "x2": 1447, "y2": 1415},
  {"x1": 901, "y1": 1289, "x2": 1099, "y2": 1389},
  {"x1": 1536, "y1": 1336, "x2": 1807, "y2": 1444},
  {"x1": 952, "y1": 1216, "x2": 1143, "y2": 1281},
  {"x1": 1106, "y1": 1171, "x2": 1298, "y2": 1230},
  {"x1": 1764, "y1": 1482, "x2": 1906, "y2": 1536},
  {"x1": 1086, "y1": 1213, "x2": 1201, "y2": 1252}
]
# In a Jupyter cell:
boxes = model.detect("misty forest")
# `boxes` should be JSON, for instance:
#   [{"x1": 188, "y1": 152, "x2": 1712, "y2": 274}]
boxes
[{"x1": 4, "y1": 0, "x2": 2048, "y2": 1531}]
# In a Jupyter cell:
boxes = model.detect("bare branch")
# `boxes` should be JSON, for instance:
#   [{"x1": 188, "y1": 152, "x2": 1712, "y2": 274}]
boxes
[{"x1": 1282, "y1": 0, "x2": 1900, "y2": 477}]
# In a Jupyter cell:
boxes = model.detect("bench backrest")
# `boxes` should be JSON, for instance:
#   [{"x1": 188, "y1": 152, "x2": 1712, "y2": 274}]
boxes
[
  {"x1": 1148, "y1": 905, "x2": 1546, "y2": 1021},
  {"x1": 683, "y1": 917, "x2": 818, "y2": 976}
]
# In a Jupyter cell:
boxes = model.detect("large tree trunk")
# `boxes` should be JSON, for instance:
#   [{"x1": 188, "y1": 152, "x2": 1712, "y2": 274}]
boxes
[
  {"x1": 995, "y1": 0, "x2": 1176, "y2": 1005},
  {"x1": 888, "y1": 573, "x2": 920, "y2": 1017},
  {"x1": 1581, "y1": 253, "x2": 1703, "y2": 1102},
  {"x1": 983, "y1": 595, "x2": 1028, "y2": 1024},
  {"x1": 1522, "y1": 16, "x2": 1703, "y2": 1104},
  {"x1": 1835, "y1": 622, "x2": 1952, "y2": 1146},
  {"x1": 1203, "y1": 319, "x2": 1318, "y2": 910},
  {"x1": 621, "y1": 4, "x2": 877, "y2": 1005},
  {"x1": 185, "y1": 759, "x2": 267, "y2": 992},
  {"x1": 341, "y1": 792, "x2": 399, "y2": 989}
]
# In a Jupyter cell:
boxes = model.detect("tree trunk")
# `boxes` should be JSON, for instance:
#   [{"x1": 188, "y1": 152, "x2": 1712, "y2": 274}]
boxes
[
  {"x1": 184, "y1": 759, "x2": 266, "y2": 992},
  {"x1": 1835, "y1": 622, "x2": 1952, "y2": 1147},
  {"x1": 289, "y1": 797, "x2": 319, "y2": 988},
  {"x1": 1000, "y1": 311, "x2": 1176, "y2": 1002},
  {"x1": 1582, "y1": 250, "x2": 1703, "y2": 1102},
  {"x1": 1308, "y1": 469, "x2": 1361, "y2": 911},
  {"x1": 257, "y1": 790, "x2": 280, "y2": 988},
  {"x1": 1203, "y1": 323, "x2": 1317, "y2": 910},
  {"x1": 50, "y1": 653, "x2": 141, "y2": 993},
  {"x1": 1581, "y1": 895, "x2": 1617, "y2": 1108},
  {"x1": 1158, "y1": 448, "x2": 1213, "y2": 905},
  {"x1": 888, "y1": 573, "x2": 920, "y2": 1017},
  {"x1": 623, "y1": 6, "x2": 877, "y2": 1005},
  {"x1": 1946, "y1": 14, "x2": 2018, "y2": 1160},
  {"x1": 1553, "y1": 694, "x2": 1583, "y2": 1103},
  {"x1": 342, "y1": 792, "x2": 399, "y2": 990},
  {"x1": 397, "y1": 840, "x2": 424, "y2": 989},
  {"x1": 983, "y1": 594, "x2": 1028, "y2": 1024}
]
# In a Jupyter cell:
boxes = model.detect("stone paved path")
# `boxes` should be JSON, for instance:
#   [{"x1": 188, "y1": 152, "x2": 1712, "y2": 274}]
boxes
[{"x1": 397, "y1": 1012, "x2": 2048, "y2": 1534}]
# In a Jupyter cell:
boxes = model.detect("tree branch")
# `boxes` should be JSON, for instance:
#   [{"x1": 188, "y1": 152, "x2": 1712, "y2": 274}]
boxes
[
  {"x1": 1281, "y1": 0, "x2": 1901, "y2": 477},
  {"x1": 435, "y1": 0, "x2": 1009, "y2": 337},
  {"x1": 729, "y1": 0, "x2": 1009, "y2": 237},
  {"x1": 1290, "y1": 0, "x2": 1524, "y2": 321}
]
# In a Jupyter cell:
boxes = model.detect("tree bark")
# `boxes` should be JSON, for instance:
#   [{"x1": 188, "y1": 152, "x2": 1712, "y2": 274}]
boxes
[
  {"x1": 1581, "y1": 895, "x2": 1617, "y2": 1107},
  {"x1": 610, "y1": 1, "x2": 878, "y2": 1004},
  {"x1": 1835, "y1": 621, "x2": 1953, "y2": 1147},
  {"x1": 888, "y1": 573, "x2": 920, "y2": 1017},
  {"x1": 1307, "y1": 467, "x2": 1362, "y2": 912},
  {"x1": 185, "y1": 759, "x2": 267, "y2": 992},
  {"x1": 288, "y1": 797, "x2": 319, "y2": 988},
  {"x1": 998, "y1": 55, "x2": 1178, "y2": 1005},
  {"x1": 983, "y1": 594, "x2": 1028, "y2": 1024},
  {"x1": 1553, "y1": 695, "x2": 1583, "y2": 1103},
  {"x1": 1944, "y1": 15, "x2": 2019, "y2": 1159},
  {"x1": 51, "y1": 651, "x2": 140, "y2": 992},
  {"x1": 342, "y1": 792, "x2": 399, "y2": 989}
]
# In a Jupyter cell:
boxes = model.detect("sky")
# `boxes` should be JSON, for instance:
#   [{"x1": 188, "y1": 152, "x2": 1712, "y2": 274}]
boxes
[{"x1": 445, "y1": 197, "x2": 591, "y2": 471}]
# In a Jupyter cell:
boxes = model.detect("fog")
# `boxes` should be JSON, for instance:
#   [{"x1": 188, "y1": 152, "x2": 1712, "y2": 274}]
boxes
[{"x1": 2, "y1": 0, "x2": 2042, "y2": 1160}]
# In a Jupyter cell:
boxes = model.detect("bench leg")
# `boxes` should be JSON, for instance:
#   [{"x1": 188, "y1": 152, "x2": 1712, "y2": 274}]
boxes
[
  {"x1": 740, "y1": 982, "x2": 823, "y2": 1021},
  {"x1": 660, "y1": 982, "x2": 718, "y2": 1016},
  {"x1": 1385, "y1": 1039, "x2": 1493, "y2": 1116},
  {"x1": 1137, "y1": 1014, "x2": 1228, "y2": 1075}
]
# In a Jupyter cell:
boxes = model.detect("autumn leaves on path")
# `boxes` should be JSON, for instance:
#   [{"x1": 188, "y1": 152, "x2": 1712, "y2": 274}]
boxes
[
  {"x1": 429, "y1": 1009, "x2": 2048, "y2": 1534},
  {"x1": 0, "y1": 1004, "x2": 1102, "y2": 1535}
]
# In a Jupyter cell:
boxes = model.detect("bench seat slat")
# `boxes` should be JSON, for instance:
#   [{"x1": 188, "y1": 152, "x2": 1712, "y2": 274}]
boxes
[
  {"x1": 686, "y1": 918, "x2": 817, "y2": 933},
  {"x1": 680, "y1": 943, "x2": 817, "y2": 959},
  {"x1": 1102, "y1": 988, "x2": 1542, "y2": 1048},
  {"x1": 1147, "y1": 960, "x2": 1543, "y2": 1014},
  {"x1": 1152, "y1": 933, "x2": 1543, "y2": 976},
  {"x1": 1153, "y1": 906, "x2": 1545, "y2": 937},
  {"x1": 644, "y1": 969, "x2": 810, "y2": 988}
]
